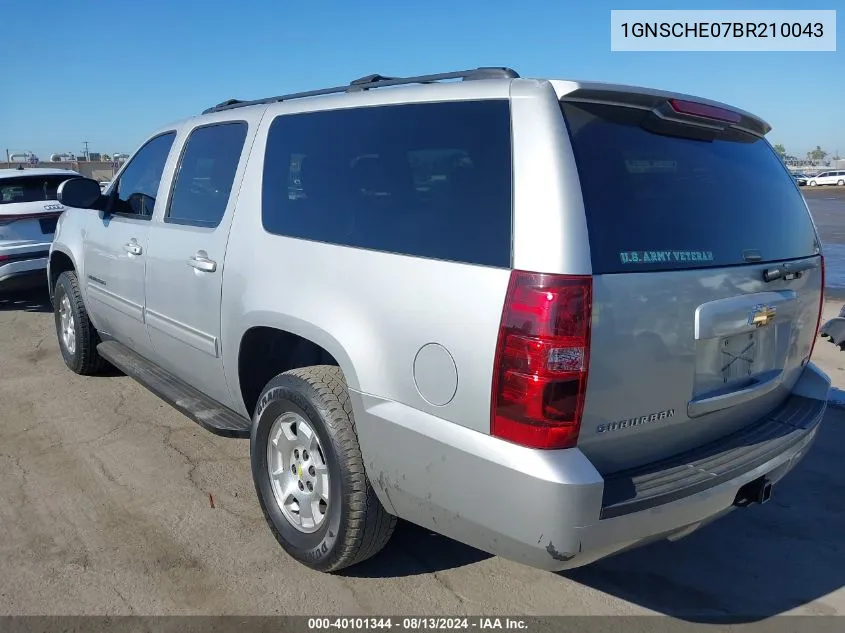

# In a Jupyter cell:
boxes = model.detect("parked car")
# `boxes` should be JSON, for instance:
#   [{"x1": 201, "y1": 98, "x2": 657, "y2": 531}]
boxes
[
  {"x1": 48, "y1": 67, "x2": 829, "y2": 574},
  {"x1": 0, "y1": 167, "x2": 81, "y2": 291},
  {"x1": 807, "y1": 170, "x2": 845, "y2": 186},
  {"x1": 791, "y1": 172, "x2": 809, "y2": 186}
]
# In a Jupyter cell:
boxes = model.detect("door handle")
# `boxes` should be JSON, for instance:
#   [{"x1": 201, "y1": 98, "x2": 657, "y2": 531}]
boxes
[
  {"x1": 188, "y1": 252, "x2": 217, "y2": 273},
  {"x1": 124, "y1": 241, "x2": 143, "y2": 256}
]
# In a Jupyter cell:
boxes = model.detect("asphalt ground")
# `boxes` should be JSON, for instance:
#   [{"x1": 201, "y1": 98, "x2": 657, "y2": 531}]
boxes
[
  {"x1": 802, "y1": 186, "x2": 845, "y2": 299},
  {"x1": 0, "y1": 194, "x2": 843, "y2": 620}
]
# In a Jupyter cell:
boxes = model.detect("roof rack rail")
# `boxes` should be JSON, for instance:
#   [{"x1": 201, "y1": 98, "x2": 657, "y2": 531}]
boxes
[{"x1": 201, "y1": 66, "x2": 519, "y2": 114}]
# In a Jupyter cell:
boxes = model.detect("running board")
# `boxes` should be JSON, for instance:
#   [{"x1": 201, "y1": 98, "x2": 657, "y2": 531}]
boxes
[{"x1": 96, "y1": 340, "x2": 251, "y2": 439}]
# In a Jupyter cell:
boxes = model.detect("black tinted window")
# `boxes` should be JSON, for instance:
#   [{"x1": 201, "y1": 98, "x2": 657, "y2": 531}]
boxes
[
  {"x1": 166, "y1": 122, "x2": 248, "y2": 227},
  {"x1": 562, "y1": 102, "x2": 819, "y2": 273},
  {"x1": 0, "y1": 175, "x2": 72, "y2": 204},
  {"x1": 113, "y1": 132, "x2": 176, "y2": 217},
  {"x1": 262, "y1": 100, "x2": 512, "y2": 267}
]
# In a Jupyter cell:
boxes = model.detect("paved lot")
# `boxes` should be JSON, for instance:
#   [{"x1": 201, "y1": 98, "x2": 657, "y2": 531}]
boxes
[
  {"x1": 1, "y1": 191, "x2": 844, "y2": 619},
  {"x1": 801, "y1": 185, "x2": 845, "y2": 246},
  {"x1": 802, "y1": 186, "x2": 845, "y2": 297}
]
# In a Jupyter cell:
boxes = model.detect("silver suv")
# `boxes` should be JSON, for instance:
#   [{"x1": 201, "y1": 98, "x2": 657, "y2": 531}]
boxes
[{"x1": 48, "y1": 67, "x2": 830, "y2": 574}]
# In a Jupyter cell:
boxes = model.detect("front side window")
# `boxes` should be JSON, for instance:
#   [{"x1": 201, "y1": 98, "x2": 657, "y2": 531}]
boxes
[
  {"x1": 166, "y1": 122, "x2": 248, "y2": 227},
  {"x1": 112, "y1": 132, "x2": 177, "y2": 217}
]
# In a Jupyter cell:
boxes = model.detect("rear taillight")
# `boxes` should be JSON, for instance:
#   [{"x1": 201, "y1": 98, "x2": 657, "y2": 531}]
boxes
[
  {"x1": 807, "y1": 255, "x2": 825, "y2": 362},
  {"x1": 0, "y1": 211, "x2": 62, "y2": 226},
  {"x1": 491, "y1": 271, "x2": 593, "y2": 450}
]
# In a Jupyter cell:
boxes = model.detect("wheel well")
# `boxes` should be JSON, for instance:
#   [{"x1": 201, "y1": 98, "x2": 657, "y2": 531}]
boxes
[
  {"x1": 238, "y1": 327, "x2": 340, "y2": 418},
  {"x1": 49, "y1": 251, "x2": 75, "y2": 299}
]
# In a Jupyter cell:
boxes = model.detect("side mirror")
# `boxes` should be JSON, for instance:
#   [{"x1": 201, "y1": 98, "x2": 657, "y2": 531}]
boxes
[{"x1": 57, "y1": 177, "x2": 103, "y2": 209}]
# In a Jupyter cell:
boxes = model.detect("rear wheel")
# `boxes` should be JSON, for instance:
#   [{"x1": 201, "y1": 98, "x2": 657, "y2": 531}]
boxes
[
  {"x1": 250, "y1": 365, "x2": 396, "y2": 572},
  {"x1": 53, "y1": 270, "x2": 108, "y2": 375},
  {"x1": 838, "y1": 179, "x2": 845, "y2": 186}
]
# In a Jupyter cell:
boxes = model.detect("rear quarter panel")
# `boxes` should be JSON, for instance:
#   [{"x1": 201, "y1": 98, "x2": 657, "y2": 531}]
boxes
[{"x1": 220, "y1": 91, "x2": 516, "y2": 434}]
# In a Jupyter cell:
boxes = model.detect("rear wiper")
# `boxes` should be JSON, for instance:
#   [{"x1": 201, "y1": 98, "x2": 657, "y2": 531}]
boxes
[{"x1": 762, "y1": 260, "x2": 819, "y2": 283}]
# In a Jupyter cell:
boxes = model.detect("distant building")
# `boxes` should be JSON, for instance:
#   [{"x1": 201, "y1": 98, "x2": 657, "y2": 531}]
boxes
[{"x1": 7, "y1": 151, "x2": 38, "y2": 163}]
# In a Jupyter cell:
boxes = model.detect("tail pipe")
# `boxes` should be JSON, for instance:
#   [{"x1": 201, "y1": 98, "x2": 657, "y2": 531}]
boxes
[{"x1": 733, "y1": 476, "x2": 773, "y2": 508}]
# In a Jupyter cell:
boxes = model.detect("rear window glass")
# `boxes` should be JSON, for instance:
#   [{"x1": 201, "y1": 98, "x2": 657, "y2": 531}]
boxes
[
  {"x1": 561, "y1": 101, "x2": 819, "y2": 273},
  {"x1": 261, "y1": 100, "x2": 513, "y2": 268},
  {"x1": 0, "y1": 175, "x2": 72, "y2": 205}
]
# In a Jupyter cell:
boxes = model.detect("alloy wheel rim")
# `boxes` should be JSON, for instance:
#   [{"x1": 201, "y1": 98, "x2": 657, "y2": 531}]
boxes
[
  {"x1": 59, "y1": 294, "x2": 76, "y2": 355},
  {"x1": 267, "y1": 412, "x2": 330, "y2": 533}
]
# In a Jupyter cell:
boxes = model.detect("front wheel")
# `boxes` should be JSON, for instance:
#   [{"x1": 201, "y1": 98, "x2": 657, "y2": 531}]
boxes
[
  {"x1": 838, "y1": 180, "x2": 845, "y2": 186},
  {"x1": 809, "y1": 180, "x2": 818, "y2": 186},
  {"x1": 53, "y1": 270, "x2": 108, "y2": 375},
  {"x1": 250, "y1": 365, "x2": 396, "y2": 572}
]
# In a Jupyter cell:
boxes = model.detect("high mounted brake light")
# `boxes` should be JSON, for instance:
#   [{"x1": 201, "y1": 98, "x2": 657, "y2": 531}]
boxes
[
  {"x1": 491, "y1": 271, "x2": 593, "y2": 450},
  {"x1": 668, "y1": 99, "x2": 742, "y2": 124}
]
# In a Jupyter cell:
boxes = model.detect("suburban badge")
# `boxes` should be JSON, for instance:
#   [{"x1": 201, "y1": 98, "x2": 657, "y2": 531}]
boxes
[{"x1": 596, "y1": 408, "x2": 675, "y2": 434}]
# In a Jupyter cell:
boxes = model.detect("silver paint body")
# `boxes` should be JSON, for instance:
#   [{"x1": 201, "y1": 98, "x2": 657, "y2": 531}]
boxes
[{"x1": 49, "y1": 76, "x2": 829, "y2": 570}]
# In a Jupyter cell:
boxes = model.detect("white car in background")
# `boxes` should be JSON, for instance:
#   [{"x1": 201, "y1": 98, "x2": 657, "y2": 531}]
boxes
[
  {"x1": 807, "y1": 170, "x2": 845, "y2": 186},
  {"x1": 0, "y1": 167, "x2": 81, "y2": 291}
]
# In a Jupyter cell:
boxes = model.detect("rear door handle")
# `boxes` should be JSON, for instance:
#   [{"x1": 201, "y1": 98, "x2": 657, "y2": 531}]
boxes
[
  {"x1": 188, "y1": 252, "x2": 217, "y2": 273},
  {"x1": 124, "y1": 241, "x2": 142, "y2": 256}
]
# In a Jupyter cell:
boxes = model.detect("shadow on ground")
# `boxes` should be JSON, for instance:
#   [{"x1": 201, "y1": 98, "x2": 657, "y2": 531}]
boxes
[
  {"x1": 563, "y1": 413, "x2": 845, "y2": 622},
  {"x1": 340, "y1": 521, "x2": 491, "y2": 578},
  {"x1": 0, "y1": 285, "x2": 52, "y2": 313}
]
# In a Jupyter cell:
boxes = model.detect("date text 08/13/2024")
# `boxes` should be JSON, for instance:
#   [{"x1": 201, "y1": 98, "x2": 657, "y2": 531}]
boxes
[{"x1": 307, "y1": 617, "x2": 529, "y2": 630}]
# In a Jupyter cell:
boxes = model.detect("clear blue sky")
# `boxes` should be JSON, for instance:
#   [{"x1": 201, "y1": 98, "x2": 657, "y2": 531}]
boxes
[{"x1": 2, "y1": 0, "x2": 841, "y2": 160}]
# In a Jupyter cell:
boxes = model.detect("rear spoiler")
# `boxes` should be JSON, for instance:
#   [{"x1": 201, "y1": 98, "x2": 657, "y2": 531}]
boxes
[{"x1": 556, "y1": 83, "x2": 771, "y2": 138}]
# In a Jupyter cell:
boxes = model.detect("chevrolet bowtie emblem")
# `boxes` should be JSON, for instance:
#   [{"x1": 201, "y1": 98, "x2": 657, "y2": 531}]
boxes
[{"x1": 749, "y1": 304, "x2": 776, "y2": 328}]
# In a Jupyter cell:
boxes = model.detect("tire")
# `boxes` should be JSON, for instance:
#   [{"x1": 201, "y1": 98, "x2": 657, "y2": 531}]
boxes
[
  {"x1": 53, "y1": 270, "x2": 108, "y2": 375},
  {"x1": 809, "y1": 180, "x2": 817, "y2": 186},
  {"x1": 838, "y1": 180, "x2": 845, "y2": 186},
  {"x1": 250, "y1": 365, "x2": 396, "y2": 572}
]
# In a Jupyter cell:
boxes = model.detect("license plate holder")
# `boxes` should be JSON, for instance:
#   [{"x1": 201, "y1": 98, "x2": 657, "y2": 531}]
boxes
[{"x1": 719, "y1": 330, "x2": 759, "y2": 384}]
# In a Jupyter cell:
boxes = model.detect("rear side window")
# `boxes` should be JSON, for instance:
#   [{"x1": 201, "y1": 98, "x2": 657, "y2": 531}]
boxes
[
  {"x1": 262, "y1": 100, "x2": 513, "y2": 267},
  {"x1": 0, "y1": 175, "x2": 72, "y2": 204},
  {"x1": 166, "y1": 121, "x2": 248, "y2": 227},
  {"x1": 562, "y1": 101, "x2": 819, "y2": 273}
]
